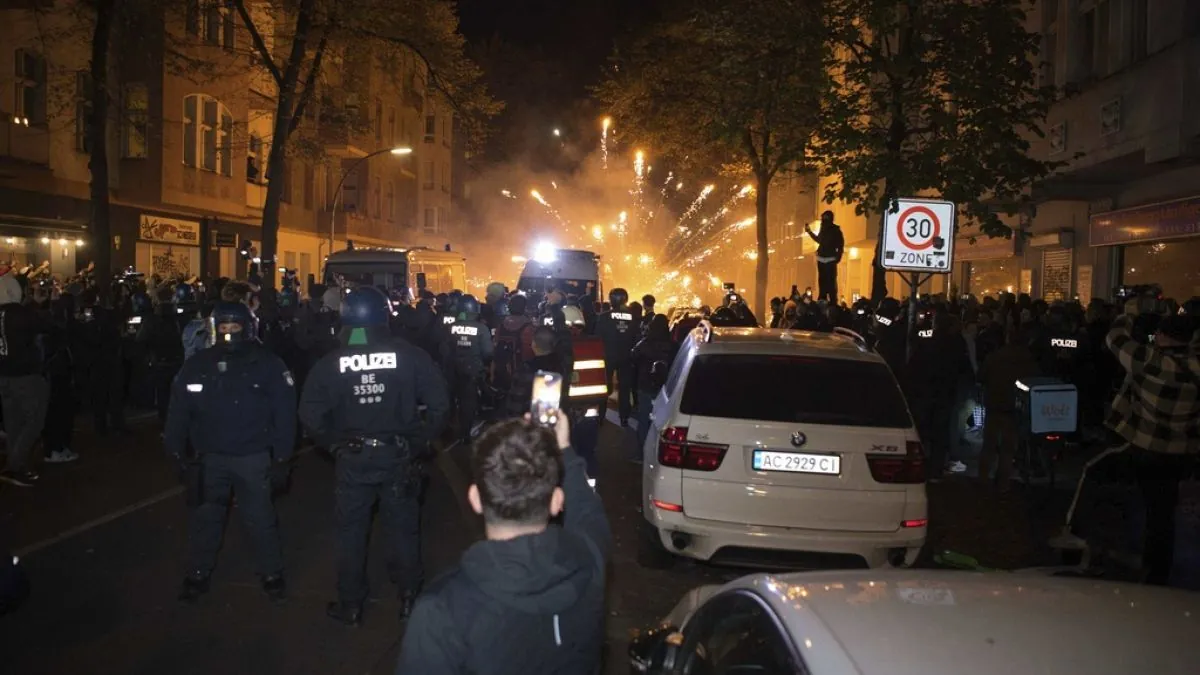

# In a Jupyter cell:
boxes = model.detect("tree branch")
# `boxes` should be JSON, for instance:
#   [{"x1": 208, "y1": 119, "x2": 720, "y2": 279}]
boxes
[
  {"x1": 231, "y1": 0, "x2": 283, "y2": 86},
  {"x1": 352, "y1": 28, "x2": 468, "y2": 117},
  {"x1": 289, "y1": 22, "x2": 332, "y2": 134}
]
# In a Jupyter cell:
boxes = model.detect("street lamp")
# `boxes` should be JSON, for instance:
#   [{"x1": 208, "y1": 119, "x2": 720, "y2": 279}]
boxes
[{"x1": 328, "y1": 146, "x2": 413, "y2": 254}]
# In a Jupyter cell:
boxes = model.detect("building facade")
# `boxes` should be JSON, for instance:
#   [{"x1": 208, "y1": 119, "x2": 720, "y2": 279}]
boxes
[
  {"x1": 783, "y1": 0, "x2": 1200, "y2": 304},
  {"x1": 0, "y1": 1, "x2": 455, "y2": 290}
]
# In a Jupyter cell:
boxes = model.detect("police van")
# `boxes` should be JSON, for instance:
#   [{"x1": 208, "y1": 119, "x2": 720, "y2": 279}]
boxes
[
  {"x1": 517, "y1": 246, "x2": 603, "y2": 304},
  {"x1": 324, "y1": 246, "x2": 467, "y2": 300}
]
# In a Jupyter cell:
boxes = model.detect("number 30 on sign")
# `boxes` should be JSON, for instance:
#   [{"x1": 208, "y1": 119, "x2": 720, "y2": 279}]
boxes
[{"x1": 881, "y1": 198, "x2": 957, "y2": 273}]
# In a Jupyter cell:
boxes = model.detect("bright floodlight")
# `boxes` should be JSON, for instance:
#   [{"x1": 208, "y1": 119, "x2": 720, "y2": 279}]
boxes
[
  {"x1": 390, "y1": 146, "x2": 413, "y2": 155},
  {"x1": 532, "y1": 241, "x2": 557, "y2": 264}
]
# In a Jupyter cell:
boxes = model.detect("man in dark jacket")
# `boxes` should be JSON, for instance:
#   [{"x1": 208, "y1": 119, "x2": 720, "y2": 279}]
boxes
[
  {"x1": 806, "y1": 210, "x2": 845, "y2": 304},
  {"x1": 631, "y1": 315, "x2": 674, "y2": 460},
  {"x1": 396, "y1": 414, "x2": 611, "y2": 674},
  {"x1": 0, "y1": 273, "x2": 50, "y2": 487}
]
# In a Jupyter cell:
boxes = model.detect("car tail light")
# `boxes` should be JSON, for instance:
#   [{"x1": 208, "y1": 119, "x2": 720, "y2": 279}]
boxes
[
  {"x1": 867, "y1": 440, "x2": 925, "y2": 484},
  {"x1": 902, "y1": 519, "x2": 928, "y2": 528},
  {"x1": 657, "y1": 427, "x2": 728, "y2": 472}
]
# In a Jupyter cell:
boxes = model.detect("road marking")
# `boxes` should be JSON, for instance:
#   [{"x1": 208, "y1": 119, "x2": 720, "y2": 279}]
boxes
[
  {"x1": 15, "y1": 446, "x2": 317, "y2": 558},
  {"x1": 15, "y1": 485, "x2": 184, "y2": 557}
]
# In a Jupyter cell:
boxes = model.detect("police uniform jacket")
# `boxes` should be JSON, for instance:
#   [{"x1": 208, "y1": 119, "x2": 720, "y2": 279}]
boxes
[
  {"x1": 299, "y1": 338, "x2": 449, "y2": 448},
  {"x1": 595, "y1": 309, "x2": 637, "y2": 366},
  {"x1": 164, "y1": 343, "x2": 297, "y2": 461},
  {"x1": 443, "y1": 319, "x2": 493, "y2": 375}
]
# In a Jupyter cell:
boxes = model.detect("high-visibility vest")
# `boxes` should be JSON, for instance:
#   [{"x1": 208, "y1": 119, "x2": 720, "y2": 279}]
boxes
[{"x1": 567, "y1": 335, "x2": 607, "y2": 406}]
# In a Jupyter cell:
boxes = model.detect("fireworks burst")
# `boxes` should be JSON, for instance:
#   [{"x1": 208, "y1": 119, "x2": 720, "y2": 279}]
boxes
[
  {"x1": 530, "y1": 188, "x2": 568, "y2": 226},
  {"x1": 601, "y1": 117, "x2": 612, "y2": 170}
]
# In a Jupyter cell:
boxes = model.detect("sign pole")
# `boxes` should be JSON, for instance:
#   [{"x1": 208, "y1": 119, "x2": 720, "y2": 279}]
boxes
[{"x1": 906, "y1": 271, "x2": 920, "y2": 362}]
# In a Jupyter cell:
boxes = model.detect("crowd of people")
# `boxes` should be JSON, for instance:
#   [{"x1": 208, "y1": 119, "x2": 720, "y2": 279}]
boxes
[{"x1": 1, "y1": 258, "x2": 1197, "y2": 669}]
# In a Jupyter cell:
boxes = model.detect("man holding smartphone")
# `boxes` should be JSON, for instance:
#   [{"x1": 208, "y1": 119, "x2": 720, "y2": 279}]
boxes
[{"x1": 395, "y1": 413, "x2": 612, "y2": 674}]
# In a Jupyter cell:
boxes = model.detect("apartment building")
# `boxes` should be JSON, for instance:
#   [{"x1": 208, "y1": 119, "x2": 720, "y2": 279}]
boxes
[
  {"x1": 782, "y1": 0, "x2": 1200, "y2": 304},
  {"x1": 960, "y1": 0, "x2": 1200, "y2": 304},
  {"x1": 0, "y1": 1, "x2": 453, "y2": 287}
]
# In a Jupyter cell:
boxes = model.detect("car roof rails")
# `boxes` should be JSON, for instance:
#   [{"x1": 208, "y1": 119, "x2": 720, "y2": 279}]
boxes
[
  {"x1": 830, "y1": 326, "x2": 869, "y2": 351},
  {"x1": 694, "y1": 319, "x2": 715, "y2": 343}
]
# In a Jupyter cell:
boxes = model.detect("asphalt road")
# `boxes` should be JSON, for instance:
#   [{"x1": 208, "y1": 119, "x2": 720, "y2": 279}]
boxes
[{"x1": 0, "y1": 412, "x2": 1078, "y2": 675}]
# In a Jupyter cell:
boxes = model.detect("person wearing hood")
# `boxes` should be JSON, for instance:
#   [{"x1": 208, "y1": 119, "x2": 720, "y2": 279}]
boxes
[
  {"x1": 0, "y1": 273, "x2": 51, "y2": 487},
  {"x1": 631, "y1": 314, "x2": 674, "y2": 461},
  {"x1": 395, "y1": 414, "x2": 611, "y2": 674}
]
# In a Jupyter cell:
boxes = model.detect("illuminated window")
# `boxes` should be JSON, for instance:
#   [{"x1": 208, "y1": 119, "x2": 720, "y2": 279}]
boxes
[{"x1": 182, "y1": 94, "x2": 233, "y2": 176}]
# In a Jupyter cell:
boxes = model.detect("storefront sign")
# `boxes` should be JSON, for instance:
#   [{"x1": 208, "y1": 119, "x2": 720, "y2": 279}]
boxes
[
  {"x1": 213, "y1": 232, "x2": 237, "y2": 248},
  {"x1": 139, "y1": 214, "x2": 200, "y2": 245},
  {"x1": 954, "y1": 234, "x2": 1017, "y2": 261},
  {"x1": 1076, "y1": 265, "x2": 1093, "y2": 305},
  {"x1": 1089, "y1": 196, "x2": 1200, "y2": 246}
]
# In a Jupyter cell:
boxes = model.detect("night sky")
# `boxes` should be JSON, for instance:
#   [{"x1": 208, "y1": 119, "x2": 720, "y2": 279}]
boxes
[{"x1": 457, "y1": 0, "x2": 663, "y2": 163}]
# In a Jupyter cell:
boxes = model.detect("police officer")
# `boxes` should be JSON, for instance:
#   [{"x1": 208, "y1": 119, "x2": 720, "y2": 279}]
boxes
[
  {"x1": 595, "y1": 288, "x2": 638, "y2": 426},
  {"x1": 165, "y1": 302, "x2": 297, "y2": 604},
  {"x1": 443, "y1": 294, "x2": 493, "y2": 443},
  {"x1": 298, "y1": 287, "x2": 449, "y2": 627}
]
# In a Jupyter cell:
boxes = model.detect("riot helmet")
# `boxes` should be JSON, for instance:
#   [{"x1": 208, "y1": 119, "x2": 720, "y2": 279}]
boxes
[
  {"x1": 131, "y1": 291, "x2": 152, "y2": 315},
  {"x1": 458, "y1": 294, "x2": 481, "y2": 319},
  {"x1": 175, "y1": 282, "x2": 197, "y2": 307},
  {"x1": 211, "y1": 302, "x2": 254, "y2": 348},
  {"x1": 609, "y1": 287, "x2": 629, "y2": 309},
  {"x1": 486, "y1": 282, "x2": 506, "y2": 302},
  {"x1": 341, "y1": 286, "x2": 391, "y2": 328}
]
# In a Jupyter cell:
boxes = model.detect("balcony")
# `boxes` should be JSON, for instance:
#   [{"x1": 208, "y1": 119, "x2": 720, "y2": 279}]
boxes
[{"x1": 0, "y1": 119, "x2": 50, "y2": 170}]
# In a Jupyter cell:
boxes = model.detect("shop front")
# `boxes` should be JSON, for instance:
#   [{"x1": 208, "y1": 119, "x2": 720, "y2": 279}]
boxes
[
  {"x1": 1090, "y1": 196, "x2": 1200, "y2": 302},
  {"x1": 136, "y1": 213, "x2": 202, "y2": 279},
  {"x1": 954, "y1": 233, "x2": 1019, "y2": 298}
]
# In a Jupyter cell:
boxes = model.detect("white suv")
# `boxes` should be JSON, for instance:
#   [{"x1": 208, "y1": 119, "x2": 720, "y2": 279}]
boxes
[{"x1": 639, "y1": 324, "x2": 927, "y2": 569}]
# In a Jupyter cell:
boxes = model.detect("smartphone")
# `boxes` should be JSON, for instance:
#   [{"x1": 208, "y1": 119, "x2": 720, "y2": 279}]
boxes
[
  {"x1": 83, "y1": 307, "x2": 94, "y2": 320},
  {"x1": 530, "y1": 371, "x2": 563, "y2": 427}
]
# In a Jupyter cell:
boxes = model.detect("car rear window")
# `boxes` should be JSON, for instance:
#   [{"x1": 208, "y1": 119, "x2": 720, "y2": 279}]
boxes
[{"x1": 679, "y1": 354, "x2": 912, "y2": 428}]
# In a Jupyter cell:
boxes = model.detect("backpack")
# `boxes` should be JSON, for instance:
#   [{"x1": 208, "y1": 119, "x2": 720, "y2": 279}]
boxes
[
  {"x1": 493, "y1": 319, "x2": 532, "y2": 392},
  {"x1": 182, "y1": 318, "x2": 211, "y2": 360}
]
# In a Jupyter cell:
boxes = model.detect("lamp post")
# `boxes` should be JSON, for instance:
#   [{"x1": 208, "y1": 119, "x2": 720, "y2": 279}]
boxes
[{"x1": 328, "y1": 146, "x2": 413, "y2": 254}]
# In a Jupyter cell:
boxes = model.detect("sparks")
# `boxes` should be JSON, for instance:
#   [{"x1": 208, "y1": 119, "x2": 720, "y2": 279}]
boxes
[
  {"x1": 500, "y1": 189, "x2": 514, "y2": 198},
  {"x1": 530, "y1": 189, "x2": 548, "y2": 206},
  {"x1": 601, "y1": 117, "x2": 612, "y2": 170}
]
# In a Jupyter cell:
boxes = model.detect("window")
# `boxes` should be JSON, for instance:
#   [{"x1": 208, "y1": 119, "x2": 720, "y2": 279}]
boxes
[
  {"x1": 388, "y1": 108, "x2": 396, "y2": 146},
  {"x1": 199, "y1": 1, "x2": 235, "y2": 50},
  {"x1": 423, "y1": 160, "x2": 435, "y2": 189},
  {"x1": 441, "y1": 163, "x2": 450, "y2": 192},
  {"x1": 122, "y1": 83, "x2": 149, "y2": 158},
  {"x1": 374, "y1": 99, "x2": 383, "y2": 141},
  {"x1": 14, "y1": 49, "x2": 46, "y2": 125},
  {"x1": 424, "y1": 114, "x2": 436, "y2": 142},
  {"x1": 1078, "y1": 8, "x2": 1096, "y2": 79},
  {"x1": 74, "y1": 71, "x2": 93, "y2": 153},
  {"x1": 1130, "y1": 0, "x2": 1148, "y2": 62},
  {"x1": 386, "y1": 182, "x2": 395, "y2": 222},
  {"x1": 303, "y1": 163, "x2": 315, "y2": 210},
  {"x1": 677, "y1": 592, "x2": 802, "y2": 675},
  {"x1": 278, "y1": 160, "x2": 292, "y2": 203},
  {"x1": 423, "y1": 207, "x2": 438, "y2": 234},
  {"x1": 182, "y1": 94, "x2": 233, "y2": 176},
  {"x1": 1042, "y1": 30, "x2": 1058, "y2": 87},
  {"x1": 442, "y1": 115, "x2": 450, "y2": 147},
  {"x1": 373, "y1": 177, "x2": 381, "y2": 218},
  {"x1": 680, "y1": 354, "x2": 912, "y2": 428},
  {"x1": 247, "y1": 132, "x2": 263, "y2": 183},
  {"x1": 1094, "y1": 0, "x2": 1110, "y2": 77}
]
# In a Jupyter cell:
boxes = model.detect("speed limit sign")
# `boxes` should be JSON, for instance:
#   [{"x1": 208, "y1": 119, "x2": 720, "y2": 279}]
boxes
[{"x1": 881, "y1": 198, "x2": 956, "y2": 272}]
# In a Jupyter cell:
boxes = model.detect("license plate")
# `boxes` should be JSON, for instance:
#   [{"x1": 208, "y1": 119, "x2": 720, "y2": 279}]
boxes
[{"x1": 752, "y1": 450, "x2": 840, "y2": 475}]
